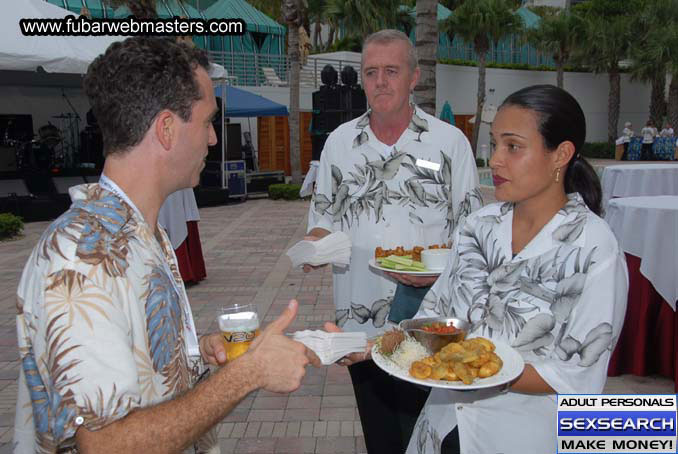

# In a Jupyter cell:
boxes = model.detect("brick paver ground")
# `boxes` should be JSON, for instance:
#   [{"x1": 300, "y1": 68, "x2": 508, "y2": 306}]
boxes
[{"x1": 0, "y1": 190, "x2": 672, "y2": 453}]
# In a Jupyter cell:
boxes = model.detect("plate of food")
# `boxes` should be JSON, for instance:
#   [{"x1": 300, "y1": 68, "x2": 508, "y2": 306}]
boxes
[
  {"x1": 369, "y1": 259, "x2": 442, "y2": 276},
  {"x1": 370, "y1": 245, "x2": 450, "y2": 275},
  {"x1": 372, "y1": 324, "x2": 525, "y2": 390}
]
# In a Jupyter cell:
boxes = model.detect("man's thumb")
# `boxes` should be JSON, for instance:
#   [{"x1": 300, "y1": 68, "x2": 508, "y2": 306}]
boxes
[{"x1": 265, "y1": 300, "x2": 298, "y2": 333}]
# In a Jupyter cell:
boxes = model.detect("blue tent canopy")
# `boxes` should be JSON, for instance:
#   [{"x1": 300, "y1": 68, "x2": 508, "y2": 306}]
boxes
[{"x1": 214, "y1": 85, "x2": 288, "y2": 117}]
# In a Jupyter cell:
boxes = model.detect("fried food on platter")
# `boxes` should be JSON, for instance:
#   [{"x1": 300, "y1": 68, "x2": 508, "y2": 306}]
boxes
[
  {"x1": 374, "y1": 247, "x2": 388, "y2": 258},
  {"x1": 410, "y1": 361, "x2": 432, "y2": 379},
  {"x1": 378, "y1": 329, "x2": 405, "y2": 355},
  {"x1": 408, "y1": 337, "x2": 501, "y2": 384},
  {"x1": 374, "y1": 244, "x2": 449, "y2": 261}
]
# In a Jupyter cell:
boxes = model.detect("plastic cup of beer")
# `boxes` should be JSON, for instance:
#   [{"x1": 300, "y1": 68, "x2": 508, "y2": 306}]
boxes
[{"x1": 218, "y1": 303, "x2": 260, "y2": 361}]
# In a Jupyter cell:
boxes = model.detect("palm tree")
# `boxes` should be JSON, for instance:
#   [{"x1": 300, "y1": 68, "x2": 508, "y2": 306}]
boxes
[
  {"x1": 572, "y1": 9, "x2": 633, "y2": 144},
  {"x1": 324, "y1": 0, "x2": 399, "y2": 39},
  {"x1": 629, "y1": 33, "x2": 667, "y2": 128},
  {"x1": 246, "y1": 0, "x2": 282, "y2": 22},
  {"x1": 668, "y1": 51, "x2": 678, "y2": 132},
  {"x1": 527, "y1": 11, "x2": 579, "y2": 88},
  {"x1": 396, "y1": 6, "x2": 416, "y2": 38},
  {"x1": 282, "y1": 0, "x2": 305, "y2": 184},
  {"x1": 443, "y1": 0, "x2": 523, "y2": 153},
  {"x1": 414, "y1": 0, "x2": 438, "y2": 115},
  {"x1": 628, "y1": 0, "x2": 678, "y2": 128}
]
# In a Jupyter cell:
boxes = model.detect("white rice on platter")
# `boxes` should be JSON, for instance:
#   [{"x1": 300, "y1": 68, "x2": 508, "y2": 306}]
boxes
[{"x1": 387, "y1": 336, "x2": 429, "y2": 370}]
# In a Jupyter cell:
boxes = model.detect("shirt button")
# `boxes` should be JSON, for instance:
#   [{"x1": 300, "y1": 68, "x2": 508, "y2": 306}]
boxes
[{"x1": 75, "y1": 416, "x2": 84, "y2": 425}]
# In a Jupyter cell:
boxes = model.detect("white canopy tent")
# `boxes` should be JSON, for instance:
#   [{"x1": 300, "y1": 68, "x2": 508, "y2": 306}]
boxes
[
  {"x1": 0, "y1": 0, "x2": 227, "y2": 78},
  {"x1": 0, "y1": 0, "x2": 123, "y2": 74}
]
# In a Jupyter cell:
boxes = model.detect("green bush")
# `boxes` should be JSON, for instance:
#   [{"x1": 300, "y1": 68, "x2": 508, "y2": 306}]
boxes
[
  {"x1": 268, "y1": 183, "x2": 303, "y2": 200},
  {"x1": 0, "y1": 213, "x2": 23, "y2": 239},
  {"x1": 581, "y1": 142, "x2": 615, "y2": 159},
  {"x1": 438, "y1": 58, "x2": 590, "y2": 73}
]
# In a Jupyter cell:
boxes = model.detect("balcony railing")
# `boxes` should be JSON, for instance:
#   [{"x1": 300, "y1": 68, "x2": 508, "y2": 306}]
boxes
[
  {"x1": 207, "y1": 51, "x2": 363, "y2": 88},
  {"x1": 208, "y1": 44, "x2": 553, "y2": 88}
]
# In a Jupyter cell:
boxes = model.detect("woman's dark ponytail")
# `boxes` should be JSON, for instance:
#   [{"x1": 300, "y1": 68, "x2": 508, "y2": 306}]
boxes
[
  {"x1": 564, "y1": 155, "x2": 602, "y2": 216},
  {"x1": 500, "y1": 84, "x2": 603, "y2": 215}
]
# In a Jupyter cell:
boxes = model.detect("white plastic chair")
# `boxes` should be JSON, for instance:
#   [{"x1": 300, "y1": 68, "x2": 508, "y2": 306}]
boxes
[{"x1": 261, "y1": 67, "x2": 285, "y2": 87}]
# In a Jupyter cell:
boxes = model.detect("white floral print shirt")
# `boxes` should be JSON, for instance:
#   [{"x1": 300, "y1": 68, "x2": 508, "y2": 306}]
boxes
[
  {"x1": 308, "y1": 106, "x2": 481, "y2": 336},
  {"x1": 407, "y1": 193, "x2": 629, "y2": 454},
  {"x1": 14, "y1": 184, "x2": 216, "y2": 453}
]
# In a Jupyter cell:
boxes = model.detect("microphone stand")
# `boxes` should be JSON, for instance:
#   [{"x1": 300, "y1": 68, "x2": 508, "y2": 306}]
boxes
[{"x1": 62, "y1": 89, "x2": 81, "y2": 168}]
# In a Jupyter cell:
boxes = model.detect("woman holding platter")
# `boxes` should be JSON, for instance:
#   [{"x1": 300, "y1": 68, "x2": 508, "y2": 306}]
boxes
[{"x1": 403, "y1": 85, "x2": 629, "y2": 453}]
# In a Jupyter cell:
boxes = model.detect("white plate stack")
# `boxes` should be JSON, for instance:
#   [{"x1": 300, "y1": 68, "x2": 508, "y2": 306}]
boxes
[
  {"x1": 292, "y1": 330, "x2": 367, "y2": 365},
  {"x1": 286, "y1": 231, "x2": 351, "y2": 268}
]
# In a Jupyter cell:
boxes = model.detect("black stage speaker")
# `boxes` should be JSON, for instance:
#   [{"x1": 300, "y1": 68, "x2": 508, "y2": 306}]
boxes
[
  {"x1": 312, "y1": 85, "x2": 340, "y2": 111},
  {"x1": 0, "y1": 145, "x2": 17, "y2": 172},
  {"x1": 207, "y1": 122, "x2": 242, "y2": 161},
  {"x1": 312, "y1": 133, "x2": 329, "y2": 161},
  {"x1": 80, "y1": 126, "x2": 104, "y2": 167},
  {"x1": 226, "y1": 123, "x2": 242, "y2": 161}
]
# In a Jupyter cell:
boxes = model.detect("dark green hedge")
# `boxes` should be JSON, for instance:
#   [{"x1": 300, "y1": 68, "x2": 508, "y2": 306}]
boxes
[
  {"x1": 0, "y1": 213, "x2": 24, "y2": 239},
  {"x1": 439, "y1": 58, "x2": 590, "y2": 73},
  {"x1": 581, "y1": 142, "x2": 615, "y2": 159},
  {"x1": 268, "y1": 184, "x2": 303, "y2": 200}
]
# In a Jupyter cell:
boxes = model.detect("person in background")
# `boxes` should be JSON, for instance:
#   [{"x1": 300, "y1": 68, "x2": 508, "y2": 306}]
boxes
[
  {"x1": 621, "y1": 121, "x2": 633, "y2": 160},
  {"x1": 660, "y1": 121, "x2": 674, "y2": 137},
  {"x1": 305, "y1": 29, "x2": 481, "y2": 454},
  {"x1": 407, "y1": 85, "x2": 628, "y2": 454},
  {"x1": 641, "y1": 120, "x2": 658, "y2": 160},
  {"x1": 14, "y1": 37, "x2": 318, "y2": 453}
]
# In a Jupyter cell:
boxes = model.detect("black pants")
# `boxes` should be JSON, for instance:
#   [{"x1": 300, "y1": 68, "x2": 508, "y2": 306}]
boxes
[
  {"x1": 349, "y1": 360, "x2": 430, "y2": 454},
  {"x1": 621, "y1": 142, "x2": 629, "y2": 160},
  {"x1": 441, "y1": 427, "x2": 461, "y2": 454},
  {"x1": 641, "y1": 143, "x2": 654, "y2": 160}
]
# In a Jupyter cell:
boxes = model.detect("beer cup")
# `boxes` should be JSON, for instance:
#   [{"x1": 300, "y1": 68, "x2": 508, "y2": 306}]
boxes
[{"x1": 218, "y1": 303, "x2": 260, "y2": 361}]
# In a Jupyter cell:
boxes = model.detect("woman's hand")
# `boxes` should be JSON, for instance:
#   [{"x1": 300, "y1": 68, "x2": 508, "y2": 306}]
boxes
[
  {"x1": 324, "y1": 322, "x2": 374, "y2": 366},
  {"x1": 384, "y1": 272, "x2": 438, "y2": 287}
]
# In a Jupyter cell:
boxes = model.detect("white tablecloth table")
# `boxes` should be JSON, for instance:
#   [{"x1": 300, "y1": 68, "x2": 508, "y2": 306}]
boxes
[
  {"x1": 158, "y1": 188, "x2": 201, "y2": 249},
  {"x1": 605, "y1": 196, "x2": 678, "y2": 309},
  {"x1": 601, "y1": 163, "x2": 678, "y2": 212}
]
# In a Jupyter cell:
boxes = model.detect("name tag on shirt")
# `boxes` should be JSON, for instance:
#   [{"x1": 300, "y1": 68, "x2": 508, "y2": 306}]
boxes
[{"x1": 415, "y1": 159, "x2": 441, "y2": 171}]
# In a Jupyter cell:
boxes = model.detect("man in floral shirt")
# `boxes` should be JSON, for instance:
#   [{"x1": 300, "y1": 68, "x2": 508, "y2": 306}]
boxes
[
  {"x1": 305, "y1": 29, "x2": 481, "y2": 453},
  {"x1": 14, "y1": 37, "x2": 316, "y2": 453}
]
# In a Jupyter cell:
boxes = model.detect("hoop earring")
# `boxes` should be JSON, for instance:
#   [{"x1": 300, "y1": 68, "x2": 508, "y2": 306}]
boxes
[{"x1": 555, "y1": 168, "x2": 561, "y2": 183}]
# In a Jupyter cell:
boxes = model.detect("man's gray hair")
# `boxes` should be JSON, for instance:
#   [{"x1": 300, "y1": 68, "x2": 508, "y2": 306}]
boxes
[{"x1": 362, "y1": 29, "x2": 418, "y2": 72}]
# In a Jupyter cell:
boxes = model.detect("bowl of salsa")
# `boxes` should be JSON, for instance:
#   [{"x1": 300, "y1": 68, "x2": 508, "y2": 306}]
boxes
[{"x1": 399, "y1": 317, "x2": 468, "y2": 352}]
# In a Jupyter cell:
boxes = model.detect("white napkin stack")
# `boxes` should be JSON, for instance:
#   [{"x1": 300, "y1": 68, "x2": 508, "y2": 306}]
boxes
[
  {"x1": 292, "y1": 330, "x2": 367, "y2": 365},
  {"x1": 286, "y1": 231, "x2": 351, "y2": 268}
]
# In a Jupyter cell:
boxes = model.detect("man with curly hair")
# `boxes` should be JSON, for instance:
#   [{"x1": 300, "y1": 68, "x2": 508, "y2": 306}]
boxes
[{"x1": 14, "y1": 37, "x2": 318, "y2": 453}]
